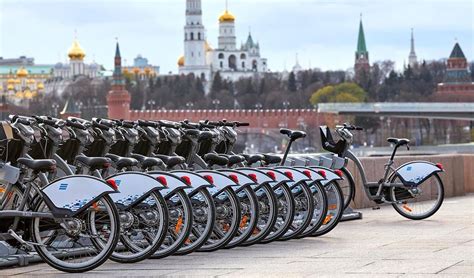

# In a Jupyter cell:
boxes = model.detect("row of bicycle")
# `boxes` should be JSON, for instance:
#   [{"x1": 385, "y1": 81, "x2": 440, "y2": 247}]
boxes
[{"x1": 0, "y1": 115, "x2": 347, "y2": 273}]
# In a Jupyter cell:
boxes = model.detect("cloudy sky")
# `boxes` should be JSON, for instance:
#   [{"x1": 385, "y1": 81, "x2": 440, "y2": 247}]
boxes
[{"x1": 0, "y1": 0, "x2": 472, "y2": 73}]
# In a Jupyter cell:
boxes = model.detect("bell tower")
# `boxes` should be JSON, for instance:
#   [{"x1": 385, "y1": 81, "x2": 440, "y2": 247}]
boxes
[{"x1": 354, "y1": 15, "x2": 370, "y2": 79}]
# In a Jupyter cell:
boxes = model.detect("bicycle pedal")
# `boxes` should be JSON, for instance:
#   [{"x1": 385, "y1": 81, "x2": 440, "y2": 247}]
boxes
[{"x1": 8, "y1": 229, "x2": 44, "y2": 248}]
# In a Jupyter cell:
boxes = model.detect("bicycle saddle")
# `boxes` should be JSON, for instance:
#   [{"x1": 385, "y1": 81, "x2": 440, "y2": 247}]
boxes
[
  {"x1": 105, "y1": 154, "x2": 139, "y2": 169},
  {"x1": 242, "y1": 154, "x2": 265, "y2": 165},
  {"x1": 198, "y1": 131, "x2": 215, "y2": 142},
  {"x1": 220, "y1": 154, "x2": 245, "y2": 167},
  {"x1": 17, "y1": 158, "x2": 56, "y2": 172},
  {"x1": 387, "y1": 138, "x2": 410, "y2": 146},
  {"x1": 203, "y1": 153, "x2": 229, "y2": 166},
  {"x1": 280, "y1": 128, "x2": 306, "y2": 140},
  {"x1": 130, "y1": 153, "x2": 164, "y2": 169},
  {"x1": 153, "y1": 154, "x2": 186, "y2": 168},
  {"x1": 262, "y1": 154, "x2": 281, "y2": 165},
  {"x1": 75, "y1": 155, "x2": 111, "y2": 169}
]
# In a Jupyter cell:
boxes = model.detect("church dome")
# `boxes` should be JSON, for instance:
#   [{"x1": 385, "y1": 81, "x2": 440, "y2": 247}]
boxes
[
  {"x1": 37, "y1": 83, "x2": 45, "y2": 90},
  {"x1": 16, "y1": 67, "x2": 28, "y2": 77},
  {"x1": 177, "y1": 55, "x2": 185, "y2": 67},
  {"x1": 14, "y1": 79, "x2": 21, "y2": 84},
  {"x1": 219, "y1": 10, "x2": 235, "y2": 23},
  {"x1": 132, "y1": 67, "x2": 140, "y2": 74},
  {"x1": 7, "y1": 78, "x2": 15, "y2": 84},
  {"x1": 68, "y1": 39, "x2": 86, "y2": 60},
  {"x1": 7, "y1": 84, "x2": 14, "y2": 91}
]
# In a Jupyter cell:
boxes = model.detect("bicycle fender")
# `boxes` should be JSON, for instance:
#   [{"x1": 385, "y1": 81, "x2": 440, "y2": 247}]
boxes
[
  {"x1": 309, "y1": 166, "x2": 343, "y2": 186},
  {"x1": 147, "y1": 171, "x2": 191, "y2": 198},
  {"x1": 234, "y1": 168, "x2": 274, "y2": 190},
  {"x1": 195, "y1": 170, "x2": 240, "y2": 196},
  {"x1": 107, "y1": 172, "x2": 166, "y2": 206},
  {"x1": 394, "y1": 161, "x2": 443, "y2": 187},
  {"x1": 41, "y1": 175, "x2": 118, "y2": 217},
  {"x1": 258, "y1": 167, "x2": 292, "y2": 187},
  {"x1": 218, "y1": 169, "x2": 257, "y2": 191},
  {"x1": 171, "y1": 170, "x2": 215, "y2": 193},
  {"x1": 274, "y1": 166, "x2": 312, "y2": 183}
]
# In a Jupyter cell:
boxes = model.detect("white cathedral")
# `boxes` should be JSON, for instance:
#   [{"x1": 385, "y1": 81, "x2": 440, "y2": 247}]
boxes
[{"x1": 178, "y1": 0, "x2": 268, "y2": 84}]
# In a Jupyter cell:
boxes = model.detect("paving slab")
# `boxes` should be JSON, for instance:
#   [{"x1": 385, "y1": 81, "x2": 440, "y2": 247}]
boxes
[{"x1": 1, "y1": 194, "x2": 473, "y2": 277}]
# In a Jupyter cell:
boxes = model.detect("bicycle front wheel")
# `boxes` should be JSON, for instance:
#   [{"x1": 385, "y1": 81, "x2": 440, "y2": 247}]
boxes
[{"x1": 313, "y1": 181, "x2": 344, "y2": 237}]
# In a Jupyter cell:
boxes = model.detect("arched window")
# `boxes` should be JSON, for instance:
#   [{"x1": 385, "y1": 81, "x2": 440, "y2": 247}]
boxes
[
  {"x1": 218, "y1": 53, "x2": 224, "y2": 59},
  {"x1": 252, "y1": 60, "x2": 258, "y2": 71},
  {"x1": 240, "y1": 53, "x2": 246, "y2": 60},
  {"x1": 242, "y1": 61, "x2": 245, "y2": 68},
  {"x1": 228, "y1": 55, "x2": 237, "y2": 70},
  {"x1": 190, "y1": 32, "x2": 194, "y2": 40},
  {"x1": 220, "y1": 61, "x2": 223, "y2": 68},
  {"x1": 198, "y1": 32, "x2": 201, "y2": 40}
]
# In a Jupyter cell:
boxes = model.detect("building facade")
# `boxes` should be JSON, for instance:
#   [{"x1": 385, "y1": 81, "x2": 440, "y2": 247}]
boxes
[
  {"x1": 107, "y1": 42, "x2": 131, "y2": 120},
  {"x1": 178, "y1": 0, "x2": 268, "y2": 86},
  {"x1": 122, "y1": 54, "x2": 160, "y2": 80}
]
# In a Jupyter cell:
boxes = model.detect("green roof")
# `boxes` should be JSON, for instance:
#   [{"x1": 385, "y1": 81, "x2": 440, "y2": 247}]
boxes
[
  {"x1": 0, "y1": 65, "x2": 54, "y2": 75},
  {"x1": 356, "y1": 19, "x2": 368, "y2": 54},
  {"x1": 449, "y1": 42, "x2": 465, "y2": 59}
]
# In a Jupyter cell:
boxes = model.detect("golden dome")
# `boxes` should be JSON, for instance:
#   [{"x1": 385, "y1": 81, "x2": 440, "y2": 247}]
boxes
[
  {"x1": 16, "y1": 67, "x2": 28, "y2": 77},
  {"x1": 0, "y1": 85, "x2": 3, "y2": 91},
  {"x1": 123, "y1": 68, "x2": 129, "y2": 74},
  {"x1": 205, "y1": 41, "x2": 213, "y2": 52},
  {"x1": 132, "y1": 67, "x2": 140, "y2": 74},
  {"x1": 37, "y1": 83, "x2": 45, "y2": 90},
  {"x1": 144, "y1": 67, "x2": 151, "y2": 75},
  {"x1": 7, "y1": 84, "x2": 14, "y2": 91},
  {"x1": 27, "y1": 79, "x2": 35, "y2": 84},
  {"x1": 15, "y1": 91, "x2": 24, "y2": 99},
  {"x1": 14, "y1": 79, "x2": 21, "y2": 84},
  {"x1": 219, "y1": 10, "x2": 235, "y2": 23},
  {"x1": 177, "y1": 55, "x2": 185, "y2": 67},
  {"x1": 24, "y1": 89, "x2": 33, "y2": 99},
  {"x1": 68, "y1": 39, "x2": 86, "y2": 60},
  {"x1": 7, "y1": 78, "x2": 15, "y2": 84}
]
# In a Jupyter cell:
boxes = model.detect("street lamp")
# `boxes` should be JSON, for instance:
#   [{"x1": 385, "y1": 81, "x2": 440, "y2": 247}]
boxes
[
  {"x1": 255, "y1": 103, "x2": 263, "y2": 151},
  {"x1": 212, "y1": 99, "x2": 220, "y2": 110},
  {"x1": 283, "y1": 101, "x2": 290, "y2": 127}
]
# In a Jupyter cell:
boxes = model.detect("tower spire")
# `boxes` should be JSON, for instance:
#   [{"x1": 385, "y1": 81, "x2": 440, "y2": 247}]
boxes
[
  {"x1": 408, "y1": 28, "x2": 418, "y2": 67},
  {"x1": 354, "y1": 14, "x2": 370, "y2": 80},
  {"x1": 356, "y1": 16, "x2": 367, "y2": 54}
]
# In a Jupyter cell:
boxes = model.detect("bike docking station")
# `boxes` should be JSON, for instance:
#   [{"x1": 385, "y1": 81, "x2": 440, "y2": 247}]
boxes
[{"x1": 285, "y1": 154, "x2": 363, "y2": 222}]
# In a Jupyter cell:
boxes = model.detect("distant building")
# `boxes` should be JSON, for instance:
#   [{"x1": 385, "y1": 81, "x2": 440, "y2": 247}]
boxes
[
  {"x1": 408, "y1": 28, "x2": 418, "y2": 68},
  {"x1": 434, "y1": 42, "x2": 474, "y2": 102},
  {"x1": 0, "y1": 59, "x2": 50, "y2": 105},
  {"x1": 178, "y1": 0, "x2": 268, "y2": 90},
  {"x1": 46, "y1": 37, "x2": 101, "y2": 95},
  {"x1": 107, "y1": 42, "x2": 131, "y2": 120},
  {"x1": 354, "y1": 17, "x2": 370, "y2": 80},
  {"x1": 122, "y1": 54, "x2": 160, "y2": 80}
]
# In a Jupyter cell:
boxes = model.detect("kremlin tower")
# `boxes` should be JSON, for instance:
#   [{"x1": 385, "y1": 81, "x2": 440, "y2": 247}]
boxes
[
  {"x1": 107, "y1": 41, "x2": 131, "y2": 120},
  {"x1": 354, "y1": 16, "x2": 370, "y2": 80}
]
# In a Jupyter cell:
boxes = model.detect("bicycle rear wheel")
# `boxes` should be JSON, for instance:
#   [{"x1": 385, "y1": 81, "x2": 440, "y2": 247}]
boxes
[
  {"x1": 226, "y1": 186, "x2": 259, "y2": 248},
  {"x1": 279, "y1": 182, "x2": 314, "y2": 240},
  {"x1": 339, "y1": 167, "x2": 355, "y2": 210},
  {"x1": 110, "y1": 191, "x2": 168, "y2": 263},
  {"x1": 260, "y1": 182, "x2": 295, "y2": 243},
  {"x1": 389, "y1": 173, "x2": 444, "y2": 220},
  {"x1": 175, "y1": 188, "x2": 215, "y2": 255},
  {"x1": 298, "y1": 181, "x2": 328, "y2": 238},
  {"x1": 31, "y1": 195, "x2": 120, "y2": 273},
  {"x1": 151, "y1": 189, "x2": 193, "y2": 258},
  {"x1": 199, "y1": 188, "x2": 240, "y2": 251},
  {"x1": 312, "y1": 181, "x2": 344, "y2": 237}
]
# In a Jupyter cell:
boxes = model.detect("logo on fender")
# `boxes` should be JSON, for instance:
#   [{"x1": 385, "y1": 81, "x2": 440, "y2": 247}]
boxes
[{"x1": 59, "y1": 184, "x2": 68, "y2": 190}]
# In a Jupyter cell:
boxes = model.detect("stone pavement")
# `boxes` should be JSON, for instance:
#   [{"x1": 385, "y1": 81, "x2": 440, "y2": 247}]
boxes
[{"x1": 2, "y1": 194, "x2": 473, "y2": 277}]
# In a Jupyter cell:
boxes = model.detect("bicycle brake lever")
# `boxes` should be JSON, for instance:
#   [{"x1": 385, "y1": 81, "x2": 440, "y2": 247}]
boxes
[{"x1": 406, "y1": 144, "x2": 410, "y2": 151}]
